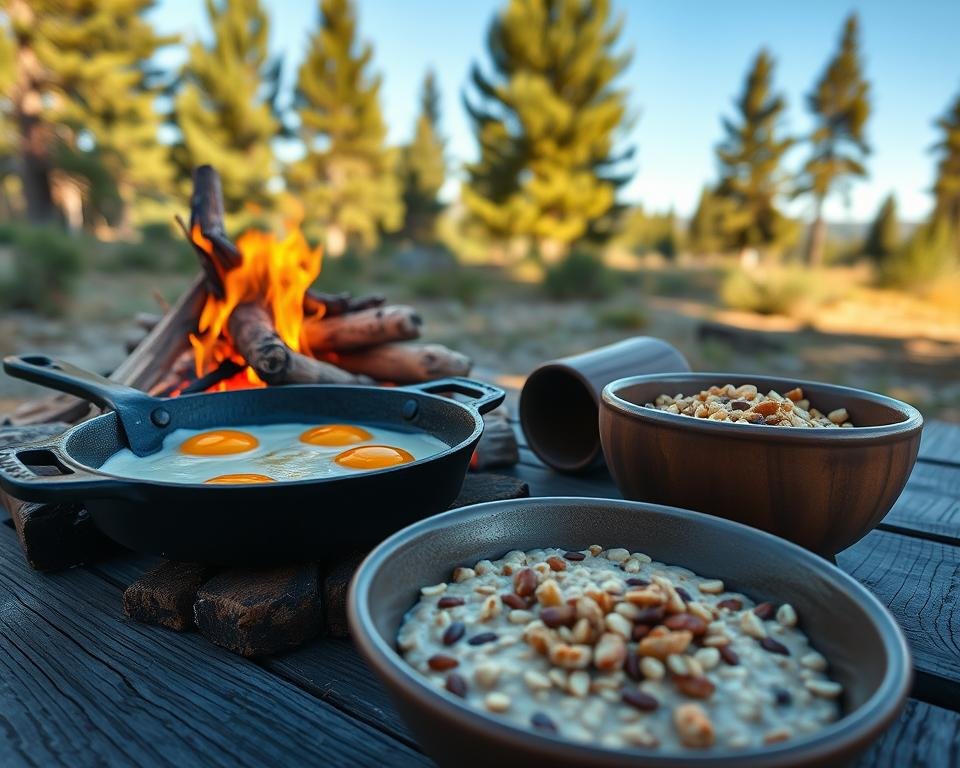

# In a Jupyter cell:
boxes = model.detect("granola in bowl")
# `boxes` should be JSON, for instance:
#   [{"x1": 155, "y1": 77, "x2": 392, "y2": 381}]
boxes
[
  {"x1": 398, "y1": 546, "x2": 842, "y2": 752},
  {"x1": 648, "y1": 384, "x2": 854, "y2": 428}
]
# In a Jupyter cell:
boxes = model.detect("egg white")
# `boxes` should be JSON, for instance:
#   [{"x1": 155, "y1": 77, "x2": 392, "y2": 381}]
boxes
[{"x1": 98, "y1": 422, "x2": 449, "y2": 484}]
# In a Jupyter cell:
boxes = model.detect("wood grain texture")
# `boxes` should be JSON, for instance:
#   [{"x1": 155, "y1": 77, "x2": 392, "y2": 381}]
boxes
[
  {"x1": 123, "y1": 561, "x2": 218, "y2": 630},
  {"x1": 838, "y1": 529, "x2": 960, "y2": 706},
  {"x1": 855, "y1": 698, "x2": 960, "y2": 767},
  {"x1": 919, "y1": 420, "x2": 960, "y2": 466},
  {"x1": 0, "y1": 524, "x2": 431, "y2": 768},
  {"x1": 195, "y1": 565, "x2": 322, "y2": 657}
]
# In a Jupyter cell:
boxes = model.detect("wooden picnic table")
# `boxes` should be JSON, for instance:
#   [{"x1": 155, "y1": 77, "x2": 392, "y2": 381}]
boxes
[{"x1": 1, "y1": 398, "x2": 959, "y2": 767}]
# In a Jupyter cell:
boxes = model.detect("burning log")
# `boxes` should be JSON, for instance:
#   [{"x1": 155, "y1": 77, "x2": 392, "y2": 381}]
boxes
[
  {"x1": 303, "y1": 305, "x2": 422, "y2": 353},
  {"x1": 187, "y1": 165, "x2": 241, "y2": 298},
  {"x1": 303, "y1": 290, "x2": 386, "y2": 318},
  {"x1": 228, "y1": 303, "x2": 369, "y2": 385},
  {"x1": 332, "y1": 343, "x2": 471, "y2": 384}
]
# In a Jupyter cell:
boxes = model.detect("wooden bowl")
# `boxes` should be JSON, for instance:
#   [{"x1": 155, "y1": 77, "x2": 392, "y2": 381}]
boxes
[
  {"x1": 600, "y1": 373, "x2": 923, "y2": 557},
  {"x1": 349, "y1": 497, "x2": 911, "y2": 767}
]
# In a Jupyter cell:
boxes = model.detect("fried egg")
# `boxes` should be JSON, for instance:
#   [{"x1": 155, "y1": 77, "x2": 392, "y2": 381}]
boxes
[{"x1": 98, "y1": 421, "x2": 447, "y2": 484}]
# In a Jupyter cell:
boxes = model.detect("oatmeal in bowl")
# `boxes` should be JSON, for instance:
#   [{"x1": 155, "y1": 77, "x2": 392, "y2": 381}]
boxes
[
  {"x1": 349, "y1": 497, "x2": 911, "y2": 767},
  {"x1": 399, "y1": 545, "x2": 842, "y2": 752}
]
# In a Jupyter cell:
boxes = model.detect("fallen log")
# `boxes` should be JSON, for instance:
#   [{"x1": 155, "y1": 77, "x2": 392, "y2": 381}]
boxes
[
  {"x1": 330, "y1": 342, "x2": 471, "y2": 384},
  {"x1": 228, "y1": 302, "x2": 369, "y2": 385},
  {"x1": 303, "y1": 305, "x2": 421, "y2": 353}
]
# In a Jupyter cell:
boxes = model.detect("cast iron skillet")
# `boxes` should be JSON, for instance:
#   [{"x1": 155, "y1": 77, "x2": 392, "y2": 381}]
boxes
[{"x1": 0, "y1": 354, "x2": 505, "y2": 564}]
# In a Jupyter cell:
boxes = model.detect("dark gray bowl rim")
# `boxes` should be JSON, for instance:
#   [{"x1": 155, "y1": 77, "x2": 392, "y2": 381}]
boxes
[
  {"x1": 349, "y1": 496, "x2": 912, "y2": 767},
  {"x1": 602, "y1": 372, "x2": 923, "y2": 443}
]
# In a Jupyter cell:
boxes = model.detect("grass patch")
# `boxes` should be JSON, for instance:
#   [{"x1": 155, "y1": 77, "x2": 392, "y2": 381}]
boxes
[
  {"x1": 596, "y1": 304, "x2": 648, "y2": 331},
  {"x1": 0, "y1": 226, "x2": 83, "y2": 316},
  {"x1": 543, "y1": 251, "x2": 617, "y2": 300}
]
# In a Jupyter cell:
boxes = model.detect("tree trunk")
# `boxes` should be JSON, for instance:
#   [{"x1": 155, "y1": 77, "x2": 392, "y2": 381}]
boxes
[
  {"x1": 806, "y1": 199, "x2": 826, "y2": 268},
  {"x1": 10, "y1": 0, "x2": 56, "y2": 223}
]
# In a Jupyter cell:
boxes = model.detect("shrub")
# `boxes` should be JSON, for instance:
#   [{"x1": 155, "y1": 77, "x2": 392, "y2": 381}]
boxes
[
  {"x1": 596, "y1": 304, "x2": 649, "y2": 331},
  {"x1": 543, "y1": 251, "x2": 617, "y2": 300},
  {"x1": 1, "y1": 226, "x2": 83, "y2": 315},
  {"x1": 880, "y1": 219, "x2": 957, "y2": 288},
  {"x1": 720, "y1": 265, "x2": 808, "y2": 316},
  {"x1": 411, "y1": 269, "x2": 484, "y2": 306}
]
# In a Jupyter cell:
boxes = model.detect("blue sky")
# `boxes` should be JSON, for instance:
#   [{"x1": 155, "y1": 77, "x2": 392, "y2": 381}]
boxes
[{"x1": 151, "y1": 0, "x2": 960, "y2": 223}]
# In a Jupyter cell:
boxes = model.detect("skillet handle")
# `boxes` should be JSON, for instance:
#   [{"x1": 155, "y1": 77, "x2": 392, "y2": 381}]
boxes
[
  {"x1": 0, "y1": 443, "x2": 115, "y2": 503},
  {"x1": 406, "y1": 377, "x2": 506, "y2": 416}
]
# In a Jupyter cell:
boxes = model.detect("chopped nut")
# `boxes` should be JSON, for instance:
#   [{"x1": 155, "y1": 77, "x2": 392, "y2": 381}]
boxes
[
  {"x1": 474, "y1": 661, "x2": 501, "y2": 689},
  {"x1": 479, "y1": 595, "x2": 501, "y2": 621},
  {"x1": 513, "y1": 568, "x2": 538, "y2": 597},
  {"x1": 640, "y1": 656, "x2": 666, "y2": 681},
  {"x1": 694, "y1": 647, "x2": 721, "y2": 671},
  {"x1": 740, "y1": 611, "x2": 767, "y2": 639},
  {"x1": 546, "y1": 555, "x2": 567, "y2": 572},
  {"x1": 508, "y1": 609, "x2": 534, "y2": 624},
  {"x1": 606, "y1": 548, "x2": 630, "y2": 563},
  {"x1": 622, "y1": 557, "x2": 642, "y2": 574},
  {"x1": 484, "y1": 692, "x2": 511, "y2": 713},
  {"x1": 622, "y1": 689, "x2": 659, "y2": 711},
  {"x1": 445, "y1": 672, "x2": 467, "y2": 697},
  {"x1": 549, "y1": 642, "x2": 593, "y2": 669},
  {"x1": 805, "y1": 679, "x2": 843, "y2": 698},
  {"x1": 604, "y1": 612, "x2": 633, "y2": 639},
  {"x1": 764, "y1": 726, "x2": 793, "y2": 744},
  {"x1": 571, "y1": 617, "x2": 594, "y2": 644},
  {"x1": 523, "y1": 670, "x2": 552, "y2": 692},
  {"x1": 541, "y1": 604, "x2": 577, "y2": 628},
  {"x1": 568, "y1": 669, "x2": 591, "y2": 697},
  {"x1": 535, "y1": 578, "x2": 564, "y2": 607},
  {"x1": 674, "y1": 675, "x2": 716, "y2": 699},
  {"x1": 451, "y1": 567, "x2": 475, "y2": 583},
  {"x1": 828, "y1": 408, "x2": 849, "y2": 425},
  {"x1": 619, "y1": 724, "x2": 659, "y2": 747},
  {"x1": 674, "y1": 703, "x2": 715, "y2": 748},
  {"x1": 800, "y1": 651, "x2": 828, "y2": 672},
  {"x1": 624, "y1": 586, "x2": 667, "y2": 607},
  {"x1": 638, "y1": 629, "x2": 693, "y2": 660},
  {"x1": 777, "y1": 603, "x2": 798, "y2": 627},
  {"x1": 698, "y1": 579, "x2": 724, "y2": 594},
  {"x1": 594, "y1": 633, "x2": 628, "y2": 671},
  {"x1": 575, "y1": 596, "x2": 605, "y2": 626},
  {"x1": 421, "y1": 583, "x2": 447, "y2": 596}
]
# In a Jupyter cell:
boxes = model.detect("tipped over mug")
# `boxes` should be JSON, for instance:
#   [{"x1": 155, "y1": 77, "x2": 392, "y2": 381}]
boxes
[{"x1": 519, "y1": 337, "x2": 690, "y2": 473}]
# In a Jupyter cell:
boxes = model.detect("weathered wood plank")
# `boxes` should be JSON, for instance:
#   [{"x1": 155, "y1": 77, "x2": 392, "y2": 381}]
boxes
[
  {"x1": 855, "y1": 698, "x2": 960, "y2": 767},
  {"x1": 0, "y1": 524, "x2": 431, "y2": 767},
  {"x1": 920, "y1": 420, "x2": 960, "y2": 466},
  {"x1": 838, "y1": 530, "x2": 960, "y2": 708}
]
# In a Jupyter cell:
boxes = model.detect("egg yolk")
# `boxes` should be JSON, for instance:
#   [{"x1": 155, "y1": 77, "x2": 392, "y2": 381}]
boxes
[
  {"x1": 204, "y1": 473, "x2": 275, "y2": 485},
  {"x1": 334, "y1": 445, "x2": 415, "y2": 470},
  {"x1": 180, "y1": 430, "x2": 259, "y2": 456},
  {"x1": 300, "y1": 424, "x2": 373, "y2": 446}
]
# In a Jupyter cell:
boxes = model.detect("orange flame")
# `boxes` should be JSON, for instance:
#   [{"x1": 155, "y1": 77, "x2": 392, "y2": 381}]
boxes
[{"x1": 188, "y1": 223, "x2": 324, "y2": 392}]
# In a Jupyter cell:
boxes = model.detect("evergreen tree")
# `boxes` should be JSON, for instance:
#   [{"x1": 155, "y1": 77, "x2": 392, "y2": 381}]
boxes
[
  {"x1": 714, "y1": 50, "x2": 794, "y2": 256},
  {"x1": 931, "y1": 90, "x2": 960, "y2": 239},
  {"x1": 173, "y1": 0, "x2": 281, "y2": 216},
  {"x1": 861, "y1": 193, "x2": 899, "y2": 263},
  {"x1": 287, "y1": 0, "x2": 403, "y2": 257},
  {"x1": 462, "y1": 0, "x2": 635, "y2": 261},
  {"x1": 2, "y1": 1, "x2": 175, "y2": 228},
  {"x1": 400, "y1": 70, "x2": 445, "y2": 242},
  {"x1": 687, "y1": 186, "x2": 729, "y2": 255},
  {"x1": 798, "y1": 13, "x2": 871, "y2": 266}
]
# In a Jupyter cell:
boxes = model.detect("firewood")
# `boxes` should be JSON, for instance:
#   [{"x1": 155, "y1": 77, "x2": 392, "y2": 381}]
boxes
[
  {"x1": 0, "y1": 424, "x2": 121, "y2": 571},
  {"x1": 228, "y1": 302, "x2": 369, "y2": 385},
  {"x1": 148, "y1": 349, "x2": 198, "y2": 397},
  {"x1": 331, "y1": 343, "x2": 472, "y2": 384},
  {"x1": 187, "y1": 165, "x2": 241, "y2": 297},
  {"x1": 123, "y1": 561, "x2": 218, "y2": 631},
  {"x1": 194, "y1": 564, "x2": 322, "y2": 657},
  {"x1": 303, "y1": 290, "x2": 386, "y2": 318},
  {"x1": 302, "y1": 305, "x2": 422, "y2": 352}
]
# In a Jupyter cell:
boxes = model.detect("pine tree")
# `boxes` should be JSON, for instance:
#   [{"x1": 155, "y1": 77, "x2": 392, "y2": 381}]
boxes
[
  {"x1": 462, "y1": 0, "x2": 635, "y2": 261},
  {"x1": 34, "y1": 0, "x2": 177, "y2": 229},
  {"x1": 714, "y1": 50, "x2": 794, "y2": 256},
  {"x1": 286, "y1": 0, "x2": 403, "y2": 257},
  {"x1": 798, "y1": 13, "x2": 871, "y2": 266},
  {"x1": 173, "y1": 0, "x2": 281, "y2": 216},
  {"x1": 861, "y1": 194, "x2": 899, "y2": 263},
  {"x1": 400, "y1": 70, "x2": 445, "y2": 242},
  {"x1": 687, "y1": 186, "x2": 729, "y2": 255},
  {"x1": 1, "y1": 1, "x2": 176, "y2": 228},
  {"x1": 931, "y1": 90, "x2": 960, "y2": 239}
]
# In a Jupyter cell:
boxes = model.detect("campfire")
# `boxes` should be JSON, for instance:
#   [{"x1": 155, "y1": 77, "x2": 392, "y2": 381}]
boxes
[{"x1": 11, "y1": 164, "x2": 471, "y2": 425}]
